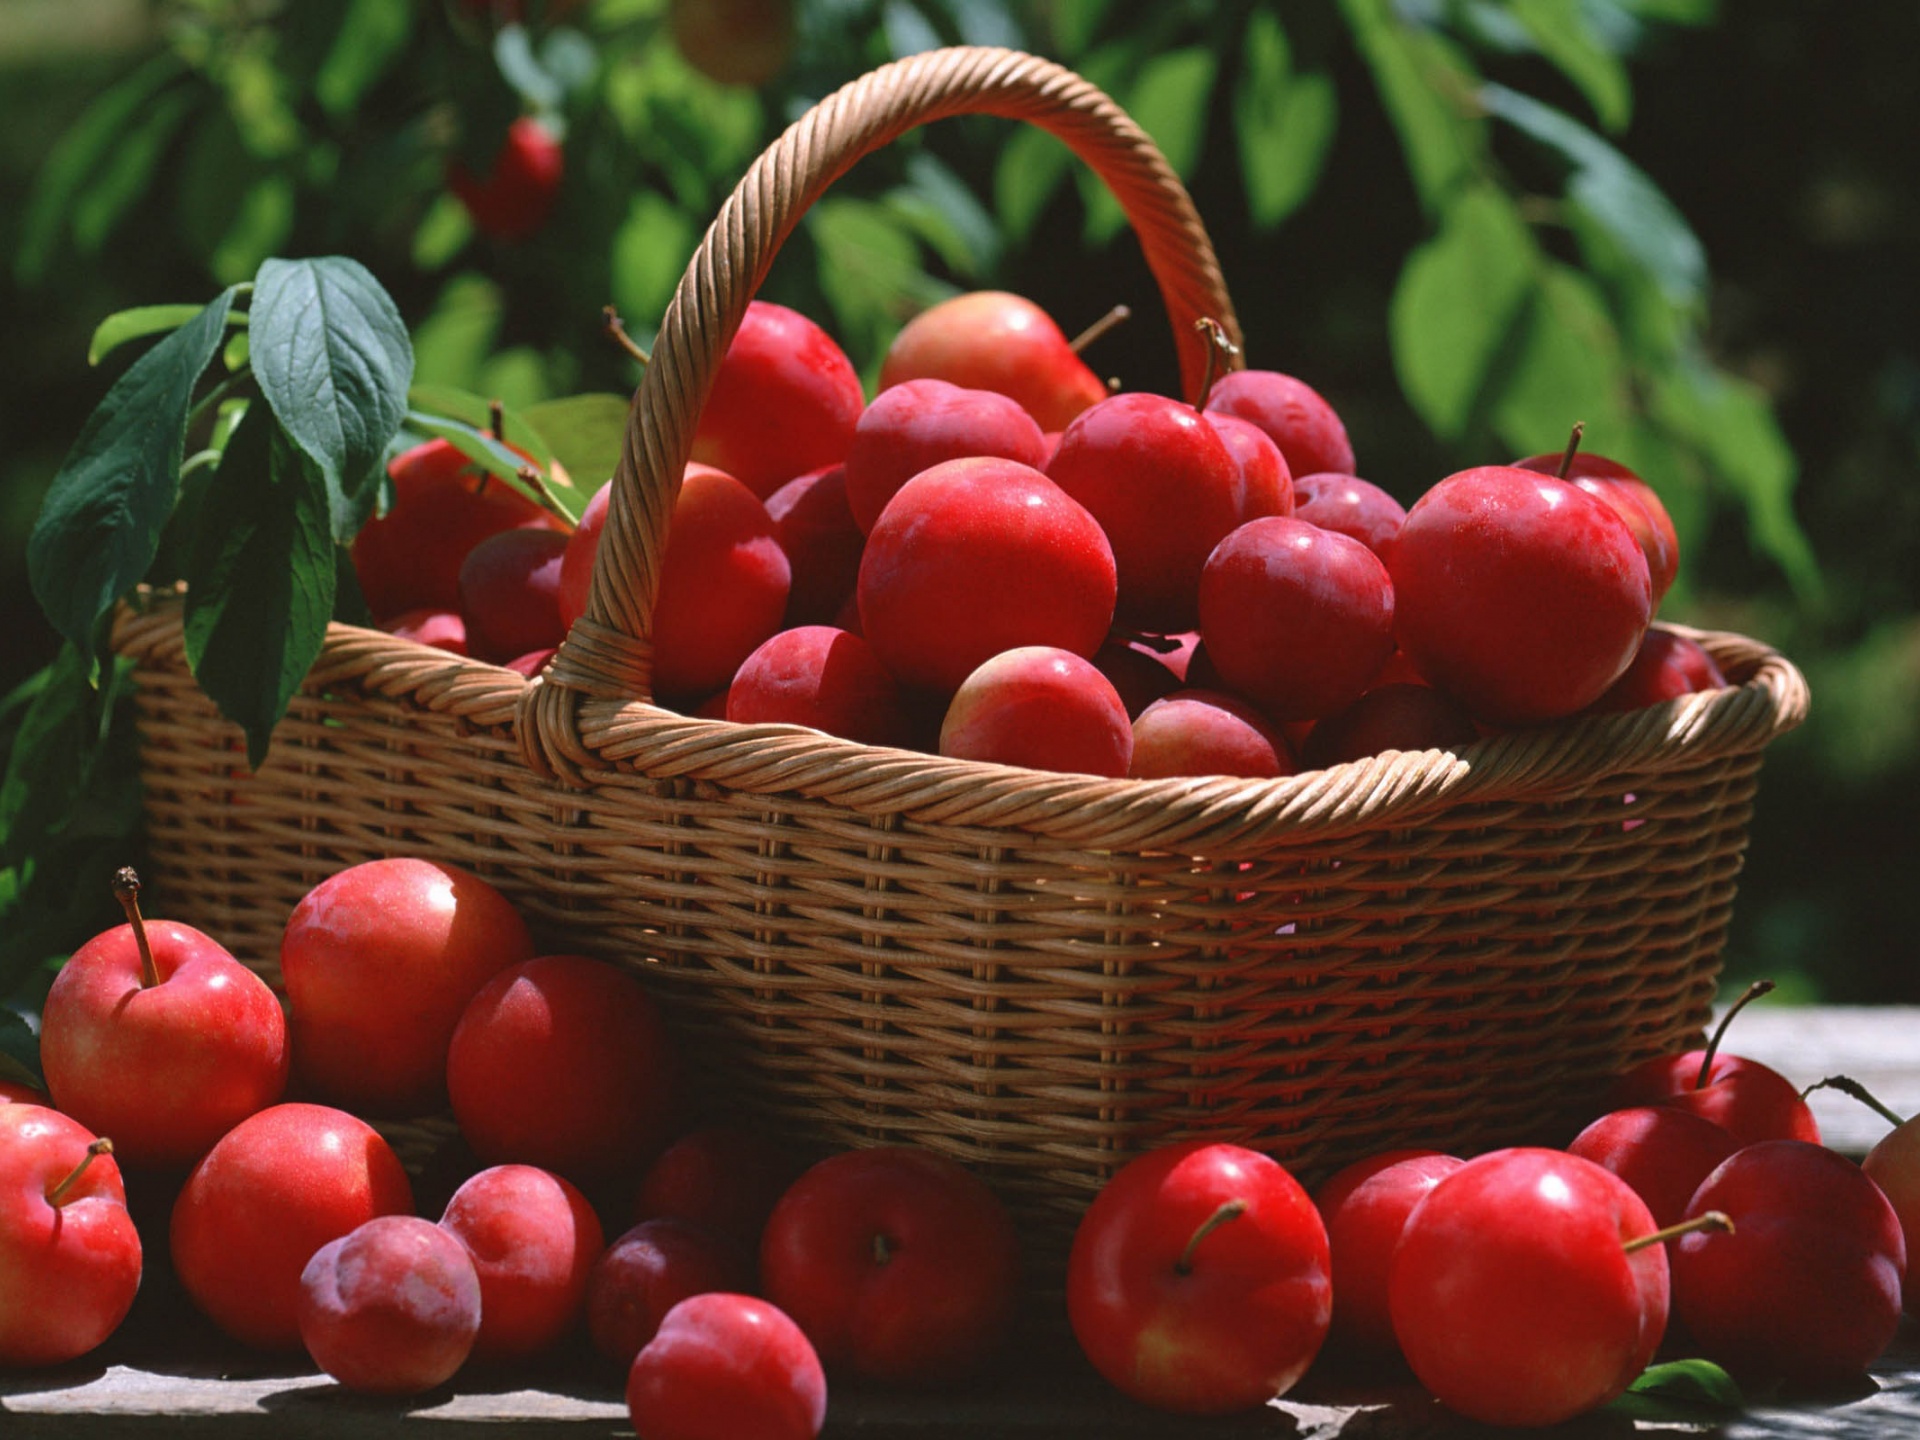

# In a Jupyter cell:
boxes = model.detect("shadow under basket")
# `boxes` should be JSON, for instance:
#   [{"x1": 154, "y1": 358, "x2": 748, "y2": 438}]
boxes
[
  {"x1": 114, "y1": 596, "x2": 1804, "y2": 1275},
  {"x1": 109, "y1": 46, "x2": 1809, "y2": 1280}
]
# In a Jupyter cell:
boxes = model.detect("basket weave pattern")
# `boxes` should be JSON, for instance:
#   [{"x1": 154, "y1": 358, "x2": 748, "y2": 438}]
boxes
[{"x1": 111, "y1": 48, "x2": 1808, "y2": 1266}]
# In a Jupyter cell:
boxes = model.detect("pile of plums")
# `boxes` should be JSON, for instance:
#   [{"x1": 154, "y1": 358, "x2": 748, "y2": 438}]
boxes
[{"x1": 354, "y1": 291, "x2": 1723, "y2": 782}]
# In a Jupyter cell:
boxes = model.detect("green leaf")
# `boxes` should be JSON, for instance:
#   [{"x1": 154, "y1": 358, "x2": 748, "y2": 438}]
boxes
[
  {"x1": 1490, "y1": 264, "x2": 1634, "y2": 457},
  {"x1": 407, "y1": 386, "x2": 556, "y2": 470},
  {"x1": 1082, "y1": 48, "x2": 1215, "y2": 246},
  {"x1": 1510, "y1": 0, "x2": 1633, "y2": 132},
  {"x1": 888, "y1": 152, "x2": 1001, "y2": 279},
  {"x1": 412, "y1": 274, "x2": 505, "y2": 393},
  {"x1": 0, "y1": 1011, "x2": 39, "y2": 1090},
  {"x1": 1607, "y1": 1357, "x2": 1744, "y2": 1421},
  {"x1": 539, "y1": 28, "x2": 598, "y2": 95},
  {"x1": 993, "y1": 125, "x2": 1075, "y2": 243},
  {"x1": 251, "y1": 257, "x2": 416, "y2": 545},
  {"x1": 69, "y1": 91, "x2": 196, "y2": 256},
  {"x1": 496, "y1": 24, "x2": 563, "y2": 110},
  {"x1": 1389, "y1": 185, "x2": 1537, "y2": 440},
  {"x1": 316, "y1": 0, "x2": 414, "y2": 118},
  {"x1": 89, "y1": 305, "x2": 218, "y2": 368},
  {"x1": 28, "y1": 290, "x2": 237, "y2": 665},
  {"x1": 14, "y1": 53, "x2": 185, "y2": 285},
  {"x1": 402, "y1": 412, "x2": 552, "y2": 513},
  {"x1": 223, "y1": 329, "x2": 252, "y2": 374},
  {"x1": 882, "y1": 0, "x2": 944, "y2": 57},
  {"x1": 211, "y1": 176, "x2": 298, "y2": 288},
  {"x1": 1234, "y1": 10, "x2": 1339, "y2": 232},
  {"x1": 518, "y1": 395, "x2": 629, "y2": 518},
  {"x1": 182, "y1": 407, "x2": 338, "y2": 770},
  {"x1": 611, "y1": 192, "x2": 699, "y2": 328},
  {"x1": 1340, "y1": 0, "x2": 1482, "y2": 211},
  {"x1": 0, "y1": 646, "x2": 92, "y2": 871},
  {"x1": 1653, "y1": 360, "x2": 1822, "y2": 602},
  {"x1": 1481, "y1": 83, "x2": 1704, "y2": 308},
  {"x1": 412, "y1": 192, "x2": 475, "y2": 273}
]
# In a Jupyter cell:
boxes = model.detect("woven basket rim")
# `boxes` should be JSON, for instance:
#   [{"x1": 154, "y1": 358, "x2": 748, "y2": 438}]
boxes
[{"x1": 113, "y1": 592, "x2": 1807, "y2": 853}]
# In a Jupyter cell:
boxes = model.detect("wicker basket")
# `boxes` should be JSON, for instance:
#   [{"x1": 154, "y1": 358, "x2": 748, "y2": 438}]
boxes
[{"x1": 111, "y1": 47, "x2": 1807, "y2": 1269}]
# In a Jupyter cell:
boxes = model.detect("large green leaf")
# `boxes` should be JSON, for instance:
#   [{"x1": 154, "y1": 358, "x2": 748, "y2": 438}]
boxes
[
  {"x1": 1608, "y1": 1358, "x2": 1744, "y2": 1422},
  {"x1": 251, "y1": 257, "x2": 416, "y2": 544},
  {"x1": 402, "y1": 411, "x2": 553, "y2": 513},
  {"x1": 0, "y1": 1011, "x2": 39, "y2": 1090},
  {"x1": 993, "y1": 126, "x2": 1076, "y2": 243},
  {"x1": 70, "y1": 90, "x2": 196, "y2": 256},
  {"x1": 182, "y1": 407, "x2": 338, "y2": 770},
  {"x1": 1510, "y1": 0, "x2": 1633, "y2": 132},
  {"x1": 28, "y1": 290, "x2": 237, "y2": 666},
  {"x1": 1082, "y1": 48, "x2": 1216, "y2": 246},
  {"x1": 407, "y1": 385, "x2": 556, "y2": 469},
  {"x1": 1389, "y1": 186, "x2": 1537, "y2": 441},
  {"x1": 611, "y1": 192, "x2": 699, "y2": 330},
  {"x1": 1490, "y1": 265, "x2": 1635, "y2": 460},
  {"x1": 518, "y1": 395, "x2": 630, "y2": 518},
  {"x1": 14, "y1": 53, "x2": 185, "y2": 284},
  {"x1": 1339, "y1": 0, "x2": 1481, "y2": 211},
  {"x1": 1482, "y1": 84, "x2": 1704, "y2": 308},
  {"x1": 1234, "y1": 10, "x2": 1339, "y2": 232},
  {"x1": 1653, "y1": 360, "x2": 1821, "y2": 601}
]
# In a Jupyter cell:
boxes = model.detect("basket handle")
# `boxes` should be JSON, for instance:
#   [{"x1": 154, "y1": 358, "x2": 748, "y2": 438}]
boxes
[{"x1": 528, "y1": 46, "x2": 1240, "y2": 772}]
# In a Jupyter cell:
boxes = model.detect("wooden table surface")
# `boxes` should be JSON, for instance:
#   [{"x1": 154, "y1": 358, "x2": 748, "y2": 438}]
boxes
[{"x1": 5, "y1": 1005, "x2": 1916, "y2": 1439}]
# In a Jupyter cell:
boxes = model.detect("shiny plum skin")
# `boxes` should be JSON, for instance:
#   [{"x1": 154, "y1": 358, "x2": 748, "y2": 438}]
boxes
[
  {"x1": 448, "y1": 117, "x2": 563, "y2": 242},
  {"x1": 458, "y1": 527, "x2": 570, "y2": 664},
  {"x1": 1388, "y1": 1149, "x2": 1667, "y2": 1427},
  {"x1": 1129, "y1": 690, "x2": 1293, "y2": 780},
  {"x1": 633, "y1": 1126, "x2": 800, "y2": 1255},
  {"x1": 857, "y1": 458, "x2": 1116, "y2": 695},
  {"x1": 1067, "y1": 1141, "x2": 1332, "y2": 1415},
  {"x1": 939, "y1": 647, "x2": 1132, "y2": 778},
  {"x1": 298, "y1": 1216, "x2": 482, "y2": 1394},
  {"x1": 1514, "y1": 451, "x2": 1680, "y2": 605},
  {"x1": 765, "y1": 466, "x2": 863, "y2": 626},
  {"x1": 1048, "y1": 393, "x2": 1248, "y2": 633},
  {"x1": 1291, "y1": 473, "x2": 1406, "y2": 558},
  {"x1": 447, "y1": 955, "x2": 677, "y2": 1185},
  {"x1": 588, "y1": 1218, "x2": 753, "y2": 1367},
  {"x1": 0, "y1": 1106, "x2": 142, "y2": 1368},
  {"x1": 1861, "y1": 1120, "x2": 1920, "y2": 1315},
  {"x1": 726, "y1": 627, "x2": 912, "y2": 746},
  {"x1": 560, "y1": 468, "x2": 791, "y2": 703},
  {"x1": 1675, "y1": 1141, "x2": 1905, "y2": 1385},
  {"x1": 440, "y1": 1165, "x2": 604, "y2": 1362},
  {"x1": 1311, "y1": 1149, "x2": 1462, "y2": 1354},
  {"x1": 281, "y1": 858, "x2": 533, "y2": 1119},
  {"x1": 352, "y1": 438, "x2": 554, "y2": 621},
  {"x1": 760, "y1": 1146, "x2": 1019, "y2": 1386},
  {"x1": 844, "y1": 379, "x2": 1047, "y2": 535},
  {"x1": 627, "y1": 1293, "x2": 827, "y2": 1440},
  {"x1": 1567, "y1": 1106, "x2": 1739, "y2": 1229},
  {"x1": 1198, "y1": 518, "x2": 1396, "y2": 722},
  {"x1": 1607, "y1": 1051, "x2": 1820, "y2": 1149},
  {"x1": 1589, "y1": 628, "x2": 1727, "y2": 713},
  {"x1": 386, "y1": 608, "x2": 468, "y2": 656},
  {"x1": 691, "y1": 301, "x2": 864, "y2": 499},
  {"x1": 171, "y1": 1103, "x2": 415, "y2": 1351},
  {"x1": 878, "y1": 292, "x2": 1107, "y2": 433},
  {"x1": 1299, "y1": 683, "x2": 1477, "y2": 770},
  {"x1": 42, "y1": 916, "x2": 288, "y2": 1169},
  {"x1": 1205, "y1": 414, "x2": 1293, "y2": 524},
  {"x1": 1204, "y1": 370, "x2": 1354, "y2": 479},
  {"x1": 1389, "y1": 467, "x2": 1652, "y2": 725}
]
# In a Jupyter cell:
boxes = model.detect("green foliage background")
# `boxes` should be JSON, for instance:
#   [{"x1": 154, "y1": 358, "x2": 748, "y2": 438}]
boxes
[{"x1": 0, "y1": 0, "x2": 1916, "y2": 1022}]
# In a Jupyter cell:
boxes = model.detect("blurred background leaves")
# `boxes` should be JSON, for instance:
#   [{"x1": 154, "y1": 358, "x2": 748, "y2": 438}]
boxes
[{"x1": 0, "y1": 0, "x2": 1916, "y2": 1007}]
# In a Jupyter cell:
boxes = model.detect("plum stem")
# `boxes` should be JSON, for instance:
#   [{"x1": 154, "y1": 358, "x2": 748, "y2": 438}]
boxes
[
  {"x1": 112, "y1": 867, "x2": 160, "y2": 989},
  {"x1": 871, "y1": 1232, "x2": 893, "y2": 1266},
  {"x1": 602, "y1": 306, "x2": 652, "y2": 367},
  {"x1": 1803, "y1": 1075, "x2": 1908, "y2": 1127},
  {"x1": 1697, "y1": 979, "x2": 1774, "y2": 1090},
  {"x1": 488, "y1": 398, "x2": 506, "y2": 445},
  {"x1": 1069, "y1": 304, "x2": 1131, "y2": 355},
  {"x1": 1175, "y1": 1199, "x2": 1246, "y2": 1275},
  {"x1": 1623, "y1": 1209, "x2": 1733, "y2": 1253},
  {"x1": 1555, "y1": 421, "x2": 1586, "y2": 479},
  {"x1": 1191, "y1": 317, "x2": 1239, "y2": 413},
  {"x1": 46, "y1": 1138, "x2": 114, "y2": 1208}
]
